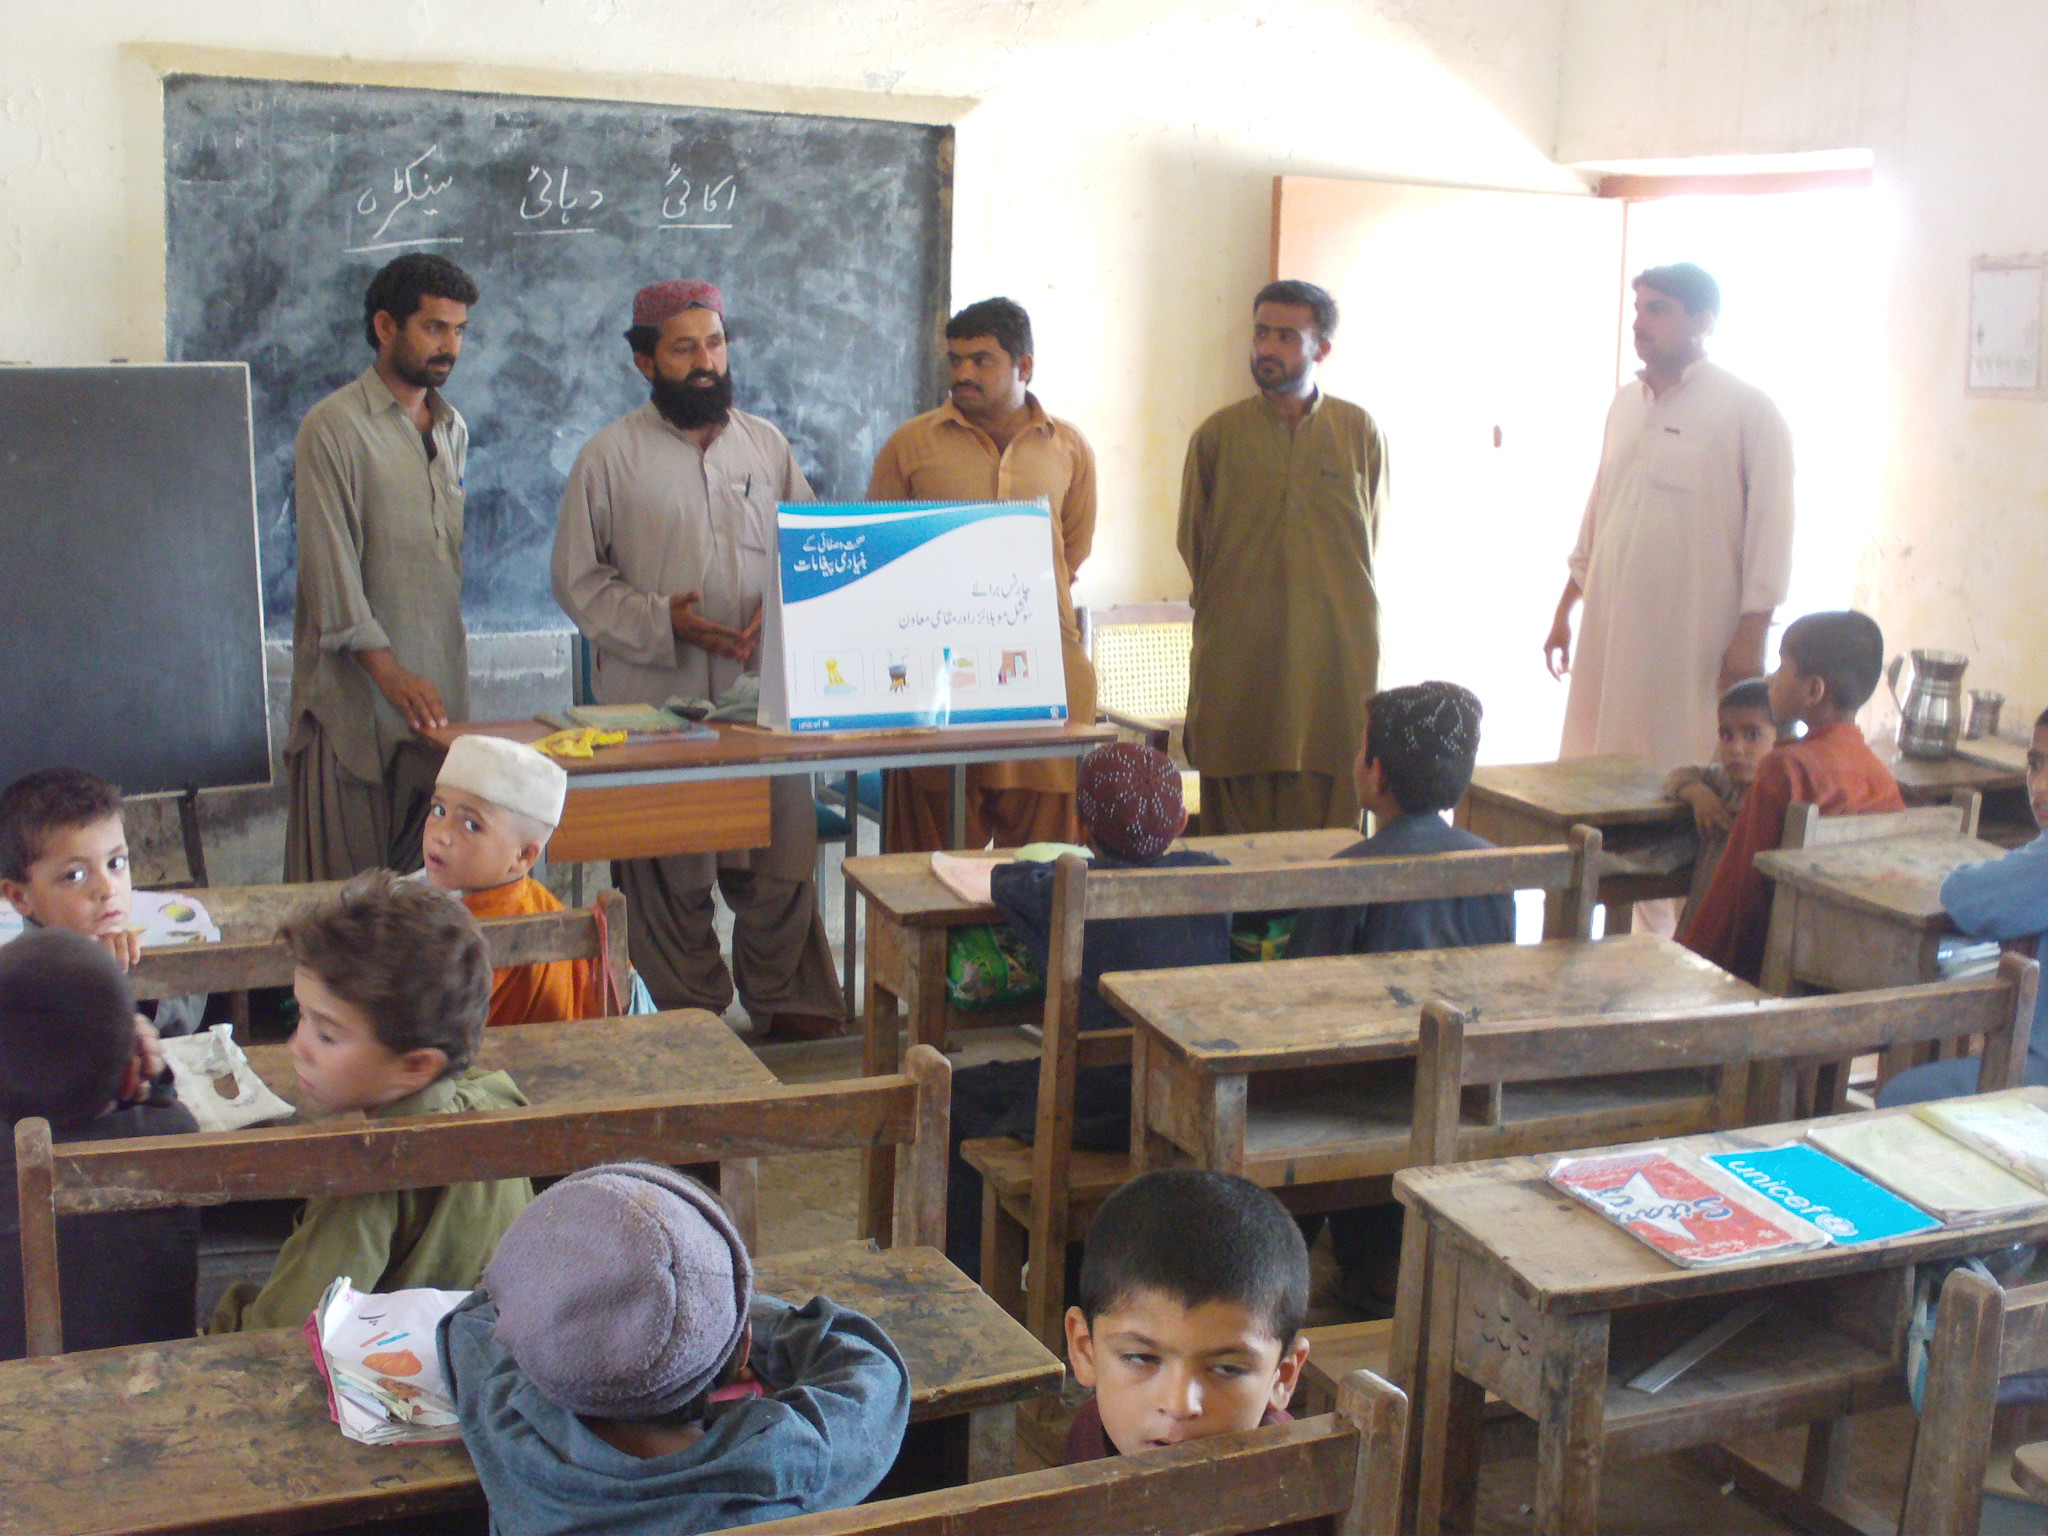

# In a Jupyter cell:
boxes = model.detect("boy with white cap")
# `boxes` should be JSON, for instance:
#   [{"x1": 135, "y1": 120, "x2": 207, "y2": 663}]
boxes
[
  {"x1": 440, "y1": 1163, "x2": 910, "y2": 1534},
  {"x1": 424, "y1": 734, "x2": 605, "y2": 1026}
]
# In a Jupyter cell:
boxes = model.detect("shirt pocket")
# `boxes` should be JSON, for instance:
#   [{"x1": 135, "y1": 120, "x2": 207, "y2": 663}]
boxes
[{"x1": 1643, "y1": 436, "x2": 1709, "y2": 494}]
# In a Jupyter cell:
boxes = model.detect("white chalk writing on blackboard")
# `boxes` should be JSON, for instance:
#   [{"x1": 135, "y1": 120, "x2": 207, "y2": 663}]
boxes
[
  {"x1": 660, "y1": 166, "x2": 738, "y2": 231},
  {"x1": 345, "y1": 146, "x2": 462, "y2": 254},
  {"x1": 517, "y1": 166, "x2": 607, "y2": 236}
]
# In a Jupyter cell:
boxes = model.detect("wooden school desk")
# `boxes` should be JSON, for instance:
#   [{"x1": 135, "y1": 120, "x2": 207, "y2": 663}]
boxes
[
  {"x1": 242, "y1": 1010, "x2": 774, "y2": 1245},
  {"x1": 1395, "y1": 1086, "x2": 2048, "y2": 1536},
  {"x1": 0, "y1": 1241, "x2": 1062, "y2": 1536},
  {"x1": 427, "y1": 719, "x2": 1117, "y2": 862},
  {"x1": 1751, "y1": 828, "x2": 2006, "y2": 996},
  {"x1": 1105, "y1": 934, "x2": 1759, "y2": 1193},
  {"x1": 1455, "y1": 757, "x2": 1688, "y2": 934}
]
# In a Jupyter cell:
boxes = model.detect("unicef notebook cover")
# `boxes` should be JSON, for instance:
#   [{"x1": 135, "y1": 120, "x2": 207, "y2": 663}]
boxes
[
  {"x1": 1702, "y1": 1143, "x2": 1941, "y2": 1246},
  {"x1": 1548, "y1": 1147, "x2": 1831, "y2": 1268}
]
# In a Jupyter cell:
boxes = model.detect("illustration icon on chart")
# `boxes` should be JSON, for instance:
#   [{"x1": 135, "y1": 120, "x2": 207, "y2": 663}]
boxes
[{"x1": 814, "y1": 653, "x2": 863, "y2": 696}]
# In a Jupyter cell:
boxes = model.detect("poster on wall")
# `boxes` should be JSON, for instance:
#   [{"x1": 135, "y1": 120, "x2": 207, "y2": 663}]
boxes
[
  {"x1": 1968, "y1": 258, "x2": 2044, "y2": 394},
  {"x1": 761, "y1": 500, "x2": 1070, "y2": 733}
]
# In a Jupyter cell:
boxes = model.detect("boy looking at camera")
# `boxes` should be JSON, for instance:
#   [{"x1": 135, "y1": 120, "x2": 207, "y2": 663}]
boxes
[
  {"x1": 422, "y1": 734, "x2": 605, "y2": 1026},
  {"x1": 210, "y1": 871, "x2": 531, "y2": 1332},
  {"x1": 1664, "y1": 677, "x2": 1781, "y2": 929}
]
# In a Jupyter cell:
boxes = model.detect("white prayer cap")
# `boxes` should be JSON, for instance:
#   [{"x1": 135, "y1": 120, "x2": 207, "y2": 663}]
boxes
[{"x1": 436, "y1": 734, "x2": 568, "y2": 831}]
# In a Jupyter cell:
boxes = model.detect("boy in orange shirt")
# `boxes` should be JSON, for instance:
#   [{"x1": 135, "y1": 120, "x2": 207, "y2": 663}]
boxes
[
  {"x1": 422, "y1": 735, "x2": 606, "y2": 1025},
  {"x1": 1679, "y1": 610, "x2": 1903, "y2": 981}
]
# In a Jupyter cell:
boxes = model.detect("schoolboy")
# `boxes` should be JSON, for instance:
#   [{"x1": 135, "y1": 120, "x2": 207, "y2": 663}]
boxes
[
  {"x1": 0, "y1": 929, "x2": 199, "y2": 1358},
  {"x1": 1064, "y1": 1170, "x2": 1311, "y2": 1466},
  {"x1": 210, "y1": 871, "x2": 532, "y2": 1332},
  {"x1": 440, "y1": 1162, "x2": 909, "y2": 1535},
  {"x1": 944, "y1": 743, "x2": 1231, "y2": 1278},
  {"x1": 0, "y1": 766, "x2": 205, "y2": 1035},
  {"x1": 1284, "y1": 682, "x2": 1509, "y2": 1314},
  {"x1": 1680, "y1": 610, "x2": 1904, "y2": 982},
  {"x1": 422, "y1": 733, "x2": 604, "y2": 1026},
  {"x1": 1664, "y1": 677, "x2": 1779, "y2": 929},
  {"x1": 1881, "y1": 705, "x2": 2048, "y2": 1106}
]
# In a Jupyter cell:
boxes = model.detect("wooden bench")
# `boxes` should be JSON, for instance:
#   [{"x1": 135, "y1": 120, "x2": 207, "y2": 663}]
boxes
[
  {"x1": 1905, "y1": 1266, "x2": 2048, "y2": 1535},
  {"x1": 14, "y1": 1047, "x2": 954, "y2": 1359},
  {"x1": 1392, "y1": 960, "x2": 2039, "y2": 1536},
  {"x1": 962, "y1": 834, "x2": 1603, "y2": 1360},
  {"x1": 729, "y1": 1367, "x2": 1410, "y2": 1536},
  {"x1": 127, "y1": 886, "x2": 632, "y2": 1016}
]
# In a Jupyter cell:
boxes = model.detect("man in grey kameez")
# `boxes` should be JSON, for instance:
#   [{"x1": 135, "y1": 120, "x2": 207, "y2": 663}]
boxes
[
  {"x1": 552, "y1": 280, "x2": 845, "y2": 1038},
  {"x1": 284, "y1": 254, "x2": 480, "y2": 882}
]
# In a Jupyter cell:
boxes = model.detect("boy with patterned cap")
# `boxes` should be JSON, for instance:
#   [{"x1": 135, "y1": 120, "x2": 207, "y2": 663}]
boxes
[
  {"x1": 1287, "y1": 681, "x2": 1513, "y2": 1315},
  {"x1": 440, "y1": 1163, "x2": 909, "y2": 1535},
  {"x1": 944, "y1": 742, "x2": 1232, "y2": 1278},
  {"x1": 423, "y1": 733, "x2": 607, "y2": 1026}
]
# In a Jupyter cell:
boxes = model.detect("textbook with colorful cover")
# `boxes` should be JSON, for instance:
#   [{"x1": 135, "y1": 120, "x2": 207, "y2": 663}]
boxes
[
  {"x1": 303, "y1": 1278, "x2": 468, "y2": 1446},
  {"x1": 1806, "y1": 1111, "x2": 2048, "y2": 1225},
  {"x1": 1702, "y1": 1143, "x2": 1940, "y2": 1246},
  {"x1": 1549, "y1": 1147, "x2": 1831, "y2": 1267}
]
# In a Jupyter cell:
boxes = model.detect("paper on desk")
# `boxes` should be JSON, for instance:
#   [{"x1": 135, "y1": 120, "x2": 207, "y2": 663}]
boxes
[
  {"x1": 305, "y1": 1277, "x2": 468, "y2": 1446},
  {"x1": 931, "y1": 851, "x2": 1004, "y2": 904},
  {"x1": 160, "y1": 1024, "x2": 294, "y2": 1132},
  {"x1": 0, "y1": 889, "x2": 219, "y2": 949},
  {"x1": 1808, "y1": 1111, "x2": 2048, "y2": 1224},
  {"x1": 1916, "y1": 1095, "x2": 2048, "y2": 1194}
]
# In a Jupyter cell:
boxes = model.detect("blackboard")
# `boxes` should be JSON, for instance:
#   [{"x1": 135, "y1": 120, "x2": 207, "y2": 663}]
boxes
[
  {"x1": 164, "y1": 74, "x2": 953, "y2": 633},
  {"x1": 0, "y1": 365, "x2": 271, "y2": 795}
]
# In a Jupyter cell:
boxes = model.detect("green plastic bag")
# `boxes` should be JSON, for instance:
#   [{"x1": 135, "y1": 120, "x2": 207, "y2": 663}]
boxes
[
  {"x1": 947, "y1": 923, "x2": 1046, "y2": 1010},
  {"x1": 1230, "y1": 912, "x2": 1296, "y2": 963}
]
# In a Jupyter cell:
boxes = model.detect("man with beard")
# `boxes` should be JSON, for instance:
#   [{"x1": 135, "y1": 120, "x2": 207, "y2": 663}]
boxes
[
  {"x1": 867, "y1": 297, "x2": 1098, "y2": 850},
  {"x1": 284, "y1": 253, "x2": 480, "y2": 880},
  {"x1": 1177, "y1": 280, "x2": 1387, "y2": 834},
  {"x1": 551, "y1": 280, "x2": 845, "y2": 1039}
]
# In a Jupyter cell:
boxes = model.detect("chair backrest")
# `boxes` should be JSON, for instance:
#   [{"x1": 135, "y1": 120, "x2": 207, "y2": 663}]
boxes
[
  {"x1": 733, "y1": 1367, "x2": 1409, "y2": 1536},
  {"x1": 128, "y1": 888, "x2": 632, "y2": 1016},
  {"x1": 1021, "y1": 831, "x2": 1604, "y2": 1349},
  {"x1": 1405, "y1": 952, "x2": 2040, "y2": 1170},
  {"x1": 1780, "y1": 795, "x2": 1979, "y2": 850},
  {"x1": 1090, "y1": 603, "x2": 1193, "y2": 747},
  {"x1": 13, "y1": 1045, "x2": 950, "y2": 1357},
  {"x1": 1902, "y1": 1268, "x2": 2048, "y2": 1536}
]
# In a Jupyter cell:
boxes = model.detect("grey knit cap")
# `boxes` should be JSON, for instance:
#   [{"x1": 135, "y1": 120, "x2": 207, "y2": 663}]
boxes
[{"x1": 483, "y1": 1162, "x2": 753, "y2": 1419}]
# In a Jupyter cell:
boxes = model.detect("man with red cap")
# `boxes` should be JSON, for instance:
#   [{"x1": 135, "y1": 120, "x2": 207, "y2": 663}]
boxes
[{"x1": 551, "y1": 281, "x2": 845, "y2": 1039}]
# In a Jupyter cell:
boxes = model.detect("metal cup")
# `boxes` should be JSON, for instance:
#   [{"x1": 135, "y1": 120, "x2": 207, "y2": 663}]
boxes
[{"x1": 1967, "y1": 690, "x2": 2005, "y2": 740}]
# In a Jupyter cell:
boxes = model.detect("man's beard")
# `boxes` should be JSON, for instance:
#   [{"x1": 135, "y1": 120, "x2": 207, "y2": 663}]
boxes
[
  {"x1": 1251, "y1": 354, "x2": 1308, "y2": 393},
  {"x1": 391, "y1": 342, "x2": 456, "y2": 389},
  {"x1": 652, "y1": 366, "x2": 734, "y2": 429}
]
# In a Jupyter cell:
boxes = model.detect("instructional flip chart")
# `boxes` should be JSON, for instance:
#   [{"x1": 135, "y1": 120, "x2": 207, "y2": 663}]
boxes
[{"x1": 763, "y1": 501, "x2": 1070, "y2": 733}]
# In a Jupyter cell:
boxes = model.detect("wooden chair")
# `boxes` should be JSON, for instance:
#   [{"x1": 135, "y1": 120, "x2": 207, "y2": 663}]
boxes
[
  {"x1": 733, "y1": 1367, "x2": 1410, "y2": 1536},
  {"x1": 1905, "y1": 1267, "x2": 2048, "y2": 1536},
  {"x1": 13, "y1": 1044, "x2": 950, "y2": 1357},
  {"x1": 961, "y1": 830, "x2": 1604, "y2": 1362},
  {"x1": 127, "y1": 887, "x2": 634, "y2": 1018},
  {"x1": 1393, "y1": 955, "x2": 2038, "y2": 1532}
]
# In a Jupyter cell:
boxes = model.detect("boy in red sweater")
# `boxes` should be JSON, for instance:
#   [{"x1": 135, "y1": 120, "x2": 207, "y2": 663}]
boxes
[{"x1": 1680, "y1": 610, "x2": 1903, "y2": 981}]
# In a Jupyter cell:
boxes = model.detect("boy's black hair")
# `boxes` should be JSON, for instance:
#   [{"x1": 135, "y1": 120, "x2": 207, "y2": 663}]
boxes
[
  {"x1": 1718, "y1": 678, "x2": 1773, "y2": 716},
  {"x1": 362, "y1": 252, "x2": 479, "y2": 349},
  {"x1": 0, "y1": 928, "x2": 136, "y2": 1131},
  {"x1": 1366, "y1": 681, "x2": 1483, "y2": 816},
  {"x1": 946, "y1": 297, "x2": 1033, "y2": 362},
  {"x1": 1778, "y1": 611, "x2": 1886, "y2": 712},
  {"x1": 1254, "y1": 279, "x2": 1338, "y2": 340},
  {"x1": 0, "y1": 766, "x2": 123, "y2": 882},
  {"x1": 1078, "y1": 1170, "x2": 1310, "y2": 1347},
  {"x1": 279, "y1": 870, "x2": 490, "y2": 1076}
]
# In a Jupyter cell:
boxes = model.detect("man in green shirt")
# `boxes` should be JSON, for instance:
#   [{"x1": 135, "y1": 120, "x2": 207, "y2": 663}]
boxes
[
  {"x1": 284, "y1": 254, "x2": 479, "y2": 881},
  {"x1": 1178, "y1": 280, "x2": 1387, "y2": 834}
]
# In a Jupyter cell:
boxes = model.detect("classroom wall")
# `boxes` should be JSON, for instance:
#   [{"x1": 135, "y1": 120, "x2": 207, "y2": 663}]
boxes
[
  {"x1": 1559, "y1": 0, "x2": 2048, "y2": 730},
  {"x1": 2, "y1": 0, "x2": 1583, "y2": 880}
]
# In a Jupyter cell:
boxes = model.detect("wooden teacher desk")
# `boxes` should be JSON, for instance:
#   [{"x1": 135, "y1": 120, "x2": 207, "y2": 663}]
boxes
[
  {"x1": 426, "y1": 719, "x2": 1118, "y2": 862},
  {"x1": 1396, "y1": 1088, "x2": 2048, "y2": 1536},
  {"x1": 0, "y1": 1242, "x2": 1063, "y2": 1536},
  {"x1": 1455, "y1": 757, "x2": 1689, "y2": 934},
  {"x1": 1103, "y1": 934, "x2": 1760, "y2": 1200}
]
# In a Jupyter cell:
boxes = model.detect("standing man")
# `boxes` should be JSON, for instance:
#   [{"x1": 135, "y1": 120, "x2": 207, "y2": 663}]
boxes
[
  {"x1": 868, "y1": 297, "x2": 1098, "y2": 850},
  {"x1": 285, "y1": 253, "x2": 479, "y2": 881},
  {"x1": 552, "y1": 281, "x2": 844, "y2": 1040},
  {"x1": 1178, "y1": 280, "x2": 1387, "y2": 834},
  {"x1": 1546, "y1": 263, "x2": 1795, "y2": 770}
]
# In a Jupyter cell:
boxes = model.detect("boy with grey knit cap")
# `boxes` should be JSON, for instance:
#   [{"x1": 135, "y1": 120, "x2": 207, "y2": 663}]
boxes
[{"x1": 438, "y1": 1163, "x2": 909, "y2": 1534}]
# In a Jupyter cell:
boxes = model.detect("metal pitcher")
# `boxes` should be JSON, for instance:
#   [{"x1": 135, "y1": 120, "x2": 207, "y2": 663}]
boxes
[{"x1": 1886, "y1": 649, "x2": 1969, "y2": 760}]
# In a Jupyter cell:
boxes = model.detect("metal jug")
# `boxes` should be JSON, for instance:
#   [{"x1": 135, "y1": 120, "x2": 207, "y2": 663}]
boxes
[{"x1": 1886, "y1": 649, "x2": 1969, "y2": 760}]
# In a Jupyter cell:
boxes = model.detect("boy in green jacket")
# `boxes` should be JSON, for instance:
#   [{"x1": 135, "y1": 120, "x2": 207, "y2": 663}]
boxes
[{"x1": 212, "y1": 870, "x2": 531, "y2": 1331}]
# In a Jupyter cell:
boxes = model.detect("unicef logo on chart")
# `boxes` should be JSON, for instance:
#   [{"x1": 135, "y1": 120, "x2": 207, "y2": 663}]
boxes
[{"x1": 1812, "y1": 1214, "x2": 1856, "y2": 1237}]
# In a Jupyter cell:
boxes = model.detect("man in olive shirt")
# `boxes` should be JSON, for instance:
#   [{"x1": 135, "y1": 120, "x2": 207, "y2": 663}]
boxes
[
  {"x1": 1178, "y1": 280, "x2": 1387, "y2": 834},
  {"x1": 868, "y1": 298, "x2": 1098, "y2": 849},
  {"x1": 284, "y1": 254, "x2": 479, "y2": 880}
]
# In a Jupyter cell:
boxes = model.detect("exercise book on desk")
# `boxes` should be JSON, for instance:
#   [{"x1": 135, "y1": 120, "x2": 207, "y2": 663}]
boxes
[
  {"x1": 1916, "y1": 1095, "x2": 2048, "y2": 1191},
  {"x1": 1702, "y1": 1144, "x2": 1940, "y2": 1245},
  {"x1": 304, "y1": 1278, "x2": 468, "y2": 1447},
  {"x1": 1807, "y1": 1111, "x2": 2048, "y2": 1224},
  {"x1": 1549, "y1": 1148, "x2": 1832, "y2": 1267}
]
